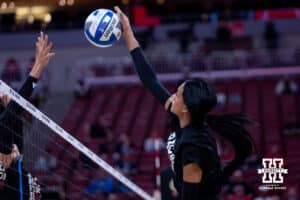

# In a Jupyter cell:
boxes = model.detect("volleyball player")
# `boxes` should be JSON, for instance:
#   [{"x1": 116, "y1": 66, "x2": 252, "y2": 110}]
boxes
[
  {"x1": 0, "y1": 32, "x2": 54, "y2": 199},
  {"x1": 115, "y1": 6, "x2": 255, "y2": 200}
]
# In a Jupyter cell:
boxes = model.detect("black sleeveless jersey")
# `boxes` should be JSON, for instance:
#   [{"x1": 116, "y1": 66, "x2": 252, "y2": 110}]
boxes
[{"x1": 166, "y1": 114, "x2": 222, "y2": 199}]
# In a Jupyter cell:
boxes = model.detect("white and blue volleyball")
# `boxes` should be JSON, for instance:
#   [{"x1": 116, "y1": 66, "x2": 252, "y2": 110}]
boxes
[{"x1": 84, "y1": 9, "x2": 122, "y2": 48}]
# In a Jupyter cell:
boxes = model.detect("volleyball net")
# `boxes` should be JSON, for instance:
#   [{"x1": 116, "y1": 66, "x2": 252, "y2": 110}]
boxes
[{"x1": 0, "y1": 79, "x2": 153, "y2": 200}]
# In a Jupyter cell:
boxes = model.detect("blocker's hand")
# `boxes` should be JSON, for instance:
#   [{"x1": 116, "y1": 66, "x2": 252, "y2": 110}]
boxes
[
  {"x1": 0, "y1": 92, "x2": 10, "y2": 107},
  {"x1": 0, "y1": 144, "x2": 20, "y2": 169},
  {"x1": 11, "y1": 144, "x2": 20, "y2": 163},
  {"x1": 30, "y1": 32, "x2": 55, "y2": 79}
]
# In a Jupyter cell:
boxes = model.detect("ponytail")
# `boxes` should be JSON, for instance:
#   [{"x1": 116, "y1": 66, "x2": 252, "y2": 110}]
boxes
[
  {"x1": 206, "y1": 113, "x2": 255, "y2": 182},
  {"x1": 182, "y1": 79, "x2": 256, "y2": 181}
]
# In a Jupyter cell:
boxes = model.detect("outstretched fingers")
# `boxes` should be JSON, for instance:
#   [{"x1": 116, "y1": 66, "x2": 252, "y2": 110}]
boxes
[
  {"x1": 114, "y1": 6, "x2": 126, "y2": 23},
  {"x1": 114, "y1": 6, "x2": 122, "y2": 15}
]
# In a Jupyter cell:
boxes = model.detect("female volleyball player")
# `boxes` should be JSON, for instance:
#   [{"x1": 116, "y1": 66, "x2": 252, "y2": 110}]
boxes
[
  {"x1": 115, "y1": 6, "x2": 254, "y2": 200},
  {"x1": 0, "y1": 32, "x2": 54, "y2": 199}
]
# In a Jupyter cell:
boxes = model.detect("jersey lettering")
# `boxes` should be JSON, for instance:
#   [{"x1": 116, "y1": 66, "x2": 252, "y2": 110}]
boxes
[
  {"x1": 166, "y1": 132, "x2": 176, "y2": 171},
  {"x1": 28, "y1": 173, "x2": 41, "y2": 200}
]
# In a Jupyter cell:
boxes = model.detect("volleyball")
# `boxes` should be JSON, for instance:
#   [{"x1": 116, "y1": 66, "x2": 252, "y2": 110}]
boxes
[{"x1": 84, "y1": 9, "x2": 122, "y2": 48}]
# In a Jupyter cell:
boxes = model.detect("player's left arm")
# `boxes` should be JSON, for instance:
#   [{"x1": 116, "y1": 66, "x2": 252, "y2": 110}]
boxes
[
  {"x1": 0, "y1": 32, "x2": 54, "y2": 162},
  {"x1": 181, "y1": 146, "x2": 204, "y2": 200},
  {"x1": 5, "y1": 31, "x2": 54, "y2": 111},
  {"x1": 181, "y1": 163, "x2": 202, "y2": 200}
]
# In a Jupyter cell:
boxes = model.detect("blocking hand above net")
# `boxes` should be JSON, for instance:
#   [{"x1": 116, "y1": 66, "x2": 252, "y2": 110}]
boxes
[
  {"x1": 30, "y1": 31, "x2": 55, "y2": 79},
  {"x1": 0, "y1": 31, "x2": 55, "y2": 168}
]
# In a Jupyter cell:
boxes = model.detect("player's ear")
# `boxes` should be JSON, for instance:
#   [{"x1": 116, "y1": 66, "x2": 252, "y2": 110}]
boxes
[{"x1": 182, "y1": 104, "x2": 189, "y2": 113}]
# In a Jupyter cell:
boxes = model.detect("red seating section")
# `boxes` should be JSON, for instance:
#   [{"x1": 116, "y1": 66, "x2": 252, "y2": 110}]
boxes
[{"x1": 40, "y1": 77, "x2": 300, "y2": 199}]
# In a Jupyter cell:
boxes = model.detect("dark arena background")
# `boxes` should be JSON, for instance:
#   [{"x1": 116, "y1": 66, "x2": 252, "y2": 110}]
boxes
[{"x1": 0, "y1": 0, "x2": 300, "y2": 199}]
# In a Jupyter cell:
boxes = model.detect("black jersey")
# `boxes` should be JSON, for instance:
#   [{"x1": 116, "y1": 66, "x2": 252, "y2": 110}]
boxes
[
  {"x1": 3, "y1": 161, "x2": 41, "y2": 200},
  {"x1": 0, "y1": 76, "x2": 39, "y2": 200},
  {"x1": 130, "y1": 47, "x2": 222, "y2": 199},
  {"x1": 0, "y1": 76, "x2": 37, "y2": 154},
  {"x1": 166, "y1": 121, "x2": 222, "y2": 199}
]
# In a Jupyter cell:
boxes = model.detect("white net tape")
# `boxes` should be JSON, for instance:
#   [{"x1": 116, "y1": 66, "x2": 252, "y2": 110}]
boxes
[{"x1": 0, "y1": 79, "x2": 153, "y2": 200}]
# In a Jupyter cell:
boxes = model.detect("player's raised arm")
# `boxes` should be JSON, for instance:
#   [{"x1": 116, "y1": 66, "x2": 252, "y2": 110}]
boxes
[
  {"x1": 30, "y1": 31, "x2": 55, "y2": 79},
  {"x1": 7, "y1": 31, "x2": 55, "y2": 115},
  {"x1": 115, "y1": 6, "x2": 172, "y2": 110},
  {"x1": 0, "y1": 32, "x2": 54, "y2": 163}
]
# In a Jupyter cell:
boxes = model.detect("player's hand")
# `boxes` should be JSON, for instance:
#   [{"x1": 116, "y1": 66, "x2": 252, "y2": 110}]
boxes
[
  {"x1": 152, "y1": 190, "x2": 161, "y2": 200},
  {"x1": 0, "y1": 144, "x2": 21, "y2": 168},
  {"x1": 30, "y1": 32, "x2": 55, "y2": 79},
  {"x1": 114, "y1": 6, "x2": 139, "y2": 51},
  {"x1": 0, "y1": 153, "x2": 12, "y2": 168},
  {"x1": 0, "y1": 92, "x2": 10, "y2": 107},
  {"x1": 11, "y1": 144, "x2": 20, "y2": 163},
  {"x1": 114, "y1": 6, "x2": 131, "y2": 34}
]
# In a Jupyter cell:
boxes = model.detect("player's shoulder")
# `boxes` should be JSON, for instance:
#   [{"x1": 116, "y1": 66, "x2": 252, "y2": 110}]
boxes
[{"x1": 175, "y1": 123, "x2": 215, "y2": 152}]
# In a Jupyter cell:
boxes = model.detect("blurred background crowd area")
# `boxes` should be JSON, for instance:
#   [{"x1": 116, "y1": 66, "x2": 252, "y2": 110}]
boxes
[
  {"x1": 0, "y1": 0, "x2": 299, "y2": 31},
  {"x1": 0, "y1": 1, "x2": 300, "y2": 79}
]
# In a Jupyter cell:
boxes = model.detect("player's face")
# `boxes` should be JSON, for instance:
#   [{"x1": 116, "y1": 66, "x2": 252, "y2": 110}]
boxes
[{"x1": 171, "y1": 83, "x2": 188, "y2": 117}]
